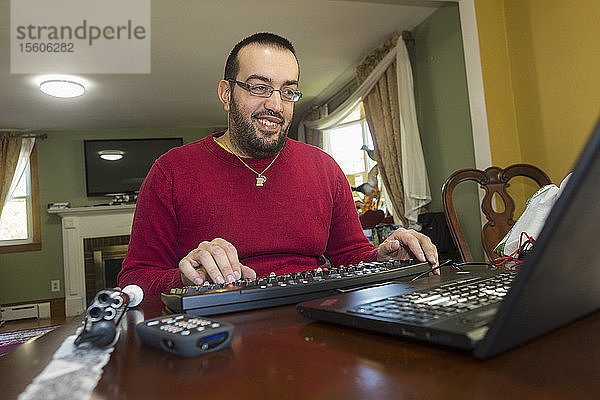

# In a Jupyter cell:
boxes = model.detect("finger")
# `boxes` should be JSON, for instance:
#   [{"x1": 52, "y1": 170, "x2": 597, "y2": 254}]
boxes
[
  {"x1": 427, "y1": 246, "x2": 440, "y2": 275},
  {"x1": 240, "y1": 265, "x2": 257, "y2": 280},
  {"x1": 400, "y1": 231, "x2": 427, "y2": 262},
  {"x1": 411, "y1": 233, "x2": 439, "y2": 274},
  {"x1": 419, "y1": 235, "x2": 437, "y2": 264},
  {"x1": 380, "y1": 239, "x2": 401, "y2": 260},
  {"x1": 408, "y1": 233, "x2": 440, "y2": 275},
  {"x1": 179, "y1": 257, "x2": 205, "y2": 285},
  {"x1": 208, "y1": 243, "x2": 238, "y2": 283},
  {"x1": 214, "y1": 238, "x2": 243, "y2": 281},
  {"x1": 196, "y1": 247, "x2": 231, "y2": 284},
  {"x1": 181, "y1": 268, "x2": 208, "y2": 285}
]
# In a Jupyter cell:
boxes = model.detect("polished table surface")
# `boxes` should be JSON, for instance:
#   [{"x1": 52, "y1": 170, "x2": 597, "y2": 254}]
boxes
[{"x1": 2, "y1": 271, "x2": 599, "y2": 399}]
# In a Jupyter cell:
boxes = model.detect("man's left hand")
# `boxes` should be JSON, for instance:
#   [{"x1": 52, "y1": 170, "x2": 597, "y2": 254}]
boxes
[{"x1": 377, "y1": 227, "x2": 439, "y2": 275}]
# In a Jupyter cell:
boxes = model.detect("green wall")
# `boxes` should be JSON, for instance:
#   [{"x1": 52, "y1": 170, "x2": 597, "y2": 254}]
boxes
[
  {"x1": 411, "y1": 4, "x2": 484, "y2": 260},
  {"x1": 0, "y1": 127, "x2": 218, "y2": 304}
]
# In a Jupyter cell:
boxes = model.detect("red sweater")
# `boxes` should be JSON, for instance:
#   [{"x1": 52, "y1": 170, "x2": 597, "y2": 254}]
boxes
[{"x1": 118, "y1": 132, "x2": 377, "y2": 294}]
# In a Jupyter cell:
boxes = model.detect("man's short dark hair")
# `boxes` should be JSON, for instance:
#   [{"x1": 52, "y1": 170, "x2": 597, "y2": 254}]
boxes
[{"x1": 224, "y1": 32, "x2": 297, "y2": 80}]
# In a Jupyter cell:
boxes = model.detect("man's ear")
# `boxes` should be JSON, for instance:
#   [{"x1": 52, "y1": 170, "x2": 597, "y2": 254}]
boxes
[{"x1": 218, "y1": 80, "x2": 231, "y2": 112}]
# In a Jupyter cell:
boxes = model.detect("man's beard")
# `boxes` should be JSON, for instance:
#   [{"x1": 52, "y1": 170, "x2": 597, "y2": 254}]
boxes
[{"x1": 228, "y1": 94, "x2": 289, "y2": 159}]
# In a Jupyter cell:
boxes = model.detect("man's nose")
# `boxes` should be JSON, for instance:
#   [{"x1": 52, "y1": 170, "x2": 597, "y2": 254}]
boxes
[{"x1": 263, "y1": 90, "x2": 285, "y2": 113}]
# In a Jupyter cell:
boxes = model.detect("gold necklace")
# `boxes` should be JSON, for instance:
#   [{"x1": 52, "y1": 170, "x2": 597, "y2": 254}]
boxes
[{"x1": 216, "y1": 138, "x2": 281, "y2": 187}]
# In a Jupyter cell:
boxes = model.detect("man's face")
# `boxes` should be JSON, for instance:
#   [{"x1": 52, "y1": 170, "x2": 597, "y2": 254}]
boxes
[{"x1": 225, "y1": 44, "x2": 299, "y2": 158}]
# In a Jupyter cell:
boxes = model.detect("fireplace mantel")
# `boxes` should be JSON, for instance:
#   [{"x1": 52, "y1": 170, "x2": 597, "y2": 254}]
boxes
[{"x1": 48, "y1": 204, "x2": 135, "y2": 316}]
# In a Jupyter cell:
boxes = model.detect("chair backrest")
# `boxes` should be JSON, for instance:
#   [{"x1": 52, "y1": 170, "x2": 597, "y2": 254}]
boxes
[
  {"x1": 359, "y1": 209, "x2": 385, "y2": 228},
  {"x1": 441, "y1": 164, "x2": 551, "y2": 262}
]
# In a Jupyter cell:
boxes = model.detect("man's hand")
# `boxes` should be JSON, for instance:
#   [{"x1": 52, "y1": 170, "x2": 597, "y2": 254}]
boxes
[
  {"x1": 179, "y1": 238, "x2": 256, "y2": 286},
  {"x1": 377, "y1": 227, "x2": 440, "y2": 275}
]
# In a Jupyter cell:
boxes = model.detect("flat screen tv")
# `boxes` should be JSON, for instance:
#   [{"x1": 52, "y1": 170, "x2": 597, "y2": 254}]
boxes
[{"x1": 84, "y1": 138, "x2": 183, "y2": 196}]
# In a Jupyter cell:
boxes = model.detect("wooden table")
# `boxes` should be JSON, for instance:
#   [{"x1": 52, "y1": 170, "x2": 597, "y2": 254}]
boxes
[{"x1": 2, "y1": 276, "x2": 599, "y2": 399}]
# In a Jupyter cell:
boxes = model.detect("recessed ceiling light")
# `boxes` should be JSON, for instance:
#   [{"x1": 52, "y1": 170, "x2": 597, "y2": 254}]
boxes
[{"x1": 40, "y1": 79, "x2": 85, "y2": 98}]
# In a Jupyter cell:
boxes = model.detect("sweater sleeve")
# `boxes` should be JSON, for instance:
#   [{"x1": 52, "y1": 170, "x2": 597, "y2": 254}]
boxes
[
  {"x1": 324, "y1": 165, "x2": 378, "y2": 266},
  {"x1": 117, "y1": 161, "x2": 183, "y2": 295}
]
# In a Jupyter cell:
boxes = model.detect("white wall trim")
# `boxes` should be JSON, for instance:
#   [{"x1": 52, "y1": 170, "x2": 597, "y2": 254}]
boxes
[
  {"x1": 456, "y1": 0, "x2": 492, "y2": 229},
  {"x1": 456, "y1": 0, "x2": 492, "y2": 170},
  {"x1": 48, "y1": 205, "x2": 135, "y2": 316}
]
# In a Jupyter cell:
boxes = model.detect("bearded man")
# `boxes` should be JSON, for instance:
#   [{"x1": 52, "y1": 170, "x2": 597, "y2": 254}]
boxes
[{"x1": 118, "y1": 32, "x2": 437, "y2": 295}]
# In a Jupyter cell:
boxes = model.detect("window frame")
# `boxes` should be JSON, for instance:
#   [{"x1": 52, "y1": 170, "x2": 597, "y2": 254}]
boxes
[
  {"x1": 324, "y1": 117, "x2": 375, "y2": 187},
  {"x1": 0, "y1": 145, "x2": 41, "y2": 253}
]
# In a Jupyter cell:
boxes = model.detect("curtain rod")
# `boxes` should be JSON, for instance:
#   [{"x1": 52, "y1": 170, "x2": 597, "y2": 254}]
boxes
[
  {"x1": 22, "y1": 133, "x2": 48, "y2": 139},
  {"x1": 0, "y1": 130, "x2": 48, "y2": 139}
]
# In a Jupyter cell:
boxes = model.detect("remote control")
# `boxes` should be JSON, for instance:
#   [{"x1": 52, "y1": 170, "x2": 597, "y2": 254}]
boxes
[{"x1": 136, "y1": 314, "x2": 234, "y2": 357}]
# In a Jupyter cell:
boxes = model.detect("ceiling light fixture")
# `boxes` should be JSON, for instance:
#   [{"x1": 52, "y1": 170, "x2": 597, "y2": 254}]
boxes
[
  {"x1": 98, "y1": 150, "x2": 125, "y2": 161},
  {"x1": 40, "y1": 79, "x2": 86, "y2": 98}
]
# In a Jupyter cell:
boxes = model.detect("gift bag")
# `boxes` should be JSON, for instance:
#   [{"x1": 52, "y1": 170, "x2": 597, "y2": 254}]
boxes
[{"x1": 494, "y1": 173, "x2": 571, "y2": 257}]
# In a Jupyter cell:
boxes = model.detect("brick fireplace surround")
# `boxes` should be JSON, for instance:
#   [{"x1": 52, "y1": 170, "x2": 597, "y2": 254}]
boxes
[{"x1": 48, "y1": 205, "x2": 135, "y2": 316}]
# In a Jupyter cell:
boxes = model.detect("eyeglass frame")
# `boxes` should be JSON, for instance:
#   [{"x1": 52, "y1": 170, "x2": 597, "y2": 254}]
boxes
[{"x1": 227, "y1": 79, "x2": 302, "y2": 102}]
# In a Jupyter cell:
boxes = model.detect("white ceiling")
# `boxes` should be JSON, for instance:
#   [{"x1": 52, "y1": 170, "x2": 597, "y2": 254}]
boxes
[{"x1": 0, "y1": 0, "x2": 440, "y2": 131}]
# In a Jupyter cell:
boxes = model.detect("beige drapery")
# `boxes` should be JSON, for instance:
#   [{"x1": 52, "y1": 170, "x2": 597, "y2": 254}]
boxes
[
  {"x1": 357, "y1": 33, "x2": 430, "y2": 226},
  {"x1": 0, "y1": 133, "x2": 23, "y2": 216},
  {"x1": 297, "y1": 104, "x2": 328, "y2": 148}
]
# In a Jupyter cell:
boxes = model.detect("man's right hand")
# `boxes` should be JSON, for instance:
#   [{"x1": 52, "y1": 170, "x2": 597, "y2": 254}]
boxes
[{"x1": 179, "y1": 238, "x2": 256, "y2": 286}]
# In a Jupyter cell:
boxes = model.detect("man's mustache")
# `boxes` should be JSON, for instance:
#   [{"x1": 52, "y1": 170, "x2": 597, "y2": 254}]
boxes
[{"x1": 252, "y1": 110, "x2": 285, "y2": 122}]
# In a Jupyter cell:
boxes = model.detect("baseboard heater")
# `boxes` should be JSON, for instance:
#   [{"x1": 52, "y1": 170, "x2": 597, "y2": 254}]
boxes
[{"x1": 0, "y1": 302, "x2": 51, "y2": 321}]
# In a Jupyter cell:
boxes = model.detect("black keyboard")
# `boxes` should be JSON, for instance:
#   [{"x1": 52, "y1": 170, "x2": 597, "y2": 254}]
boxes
[
  {"x1": 348, "y1": 272, "x2": 516, "y2": 325},
  {"x1": 161, "y1": 260, "x2": 432, "y2": 316}
]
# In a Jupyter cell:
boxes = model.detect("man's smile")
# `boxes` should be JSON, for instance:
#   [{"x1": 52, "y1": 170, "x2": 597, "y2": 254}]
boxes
[{"x1": 253, "y1": 113, "x2": 284, "y2": 133}]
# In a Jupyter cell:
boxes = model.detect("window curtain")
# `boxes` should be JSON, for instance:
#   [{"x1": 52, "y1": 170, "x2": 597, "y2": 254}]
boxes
[
  {"x1": 301, "y1": 32, "x2": 431, "y2": 225},
  {"x1": 297, "y1": 105, "x2": 328, "y2": 148},
  {"x1": 0, "y1": 133, "x2": 35, "y2": 216}
]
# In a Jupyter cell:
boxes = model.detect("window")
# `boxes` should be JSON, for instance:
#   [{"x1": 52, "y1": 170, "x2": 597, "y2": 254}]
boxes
[
  {"x1": 324, "y1": 105, "x2": 377, "y2": 195},
  {"x1": 0, "y1": 145, "x2": 41, "y2": 253}
]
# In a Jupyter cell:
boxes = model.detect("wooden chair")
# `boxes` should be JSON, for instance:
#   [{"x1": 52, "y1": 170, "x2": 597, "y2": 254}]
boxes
[
  {"x1": 359, "y1": 209, "x2": 385, "y2": 228},
  {"x1": 441, "y1": 164, "x2": 551, "y2": 262}
]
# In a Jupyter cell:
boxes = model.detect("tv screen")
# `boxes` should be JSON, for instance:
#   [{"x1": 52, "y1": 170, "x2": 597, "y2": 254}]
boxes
[{"x1": 84, "y1": 138, "x2": 183, "y2": 196}]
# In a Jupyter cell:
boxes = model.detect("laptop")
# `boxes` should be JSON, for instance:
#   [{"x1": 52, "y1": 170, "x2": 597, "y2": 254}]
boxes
[{"x1": 297, "y1": 116, "x2": 600, "y2": 359}]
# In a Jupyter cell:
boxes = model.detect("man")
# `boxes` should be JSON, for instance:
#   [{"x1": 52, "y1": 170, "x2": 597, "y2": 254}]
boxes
[{"x1": 118, "y1": 33, "x2": 438, "y2": 295}]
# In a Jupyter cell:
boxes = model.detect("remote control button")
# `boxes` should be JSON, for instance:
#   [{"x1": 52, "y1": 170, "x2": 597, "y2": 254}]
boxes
[
  {"x1": 147, "y1": 321, "x2": 159, "y2": 326},
  {"x1": 181, "y1": 330, "x2": 191, "y2": 336},
  {"x1": 197, "y1": 327, "x2": 206, "y2": 331},
  {"x1": 176, "y1": 321, "x2": 195, "y2": 329},
  {"x1": 211, "y1": 323, "x2": 220, "y2": 328}
]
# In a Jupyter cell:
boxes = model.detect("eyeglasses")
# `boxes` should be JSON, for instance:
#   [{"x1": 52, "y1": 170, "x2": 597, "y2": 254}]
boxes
[{"x1": 228, "y1": 79, "x2": 302, "y2": 102}]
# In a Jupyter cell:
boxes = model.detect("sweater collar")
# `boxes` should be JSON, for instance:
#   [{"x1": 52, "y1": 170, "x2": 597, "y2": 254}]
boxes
[{"x1": 205, "y1": 130, "x2": 292, "y2": 169}]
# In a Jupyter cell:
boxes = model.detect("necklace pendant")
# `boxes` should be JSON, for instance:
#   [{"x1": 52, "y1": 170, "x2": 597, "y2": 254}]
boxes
[{"x1": 256, "y1": 175, "x2": 267, "y2": 187}]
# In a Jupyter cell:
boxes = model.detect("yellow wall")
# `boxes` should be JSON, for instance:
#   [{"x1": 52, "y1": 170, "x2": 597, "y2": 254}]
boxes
[{"x1": 475, "y1": 0, "x2": 600, "y2": 184}]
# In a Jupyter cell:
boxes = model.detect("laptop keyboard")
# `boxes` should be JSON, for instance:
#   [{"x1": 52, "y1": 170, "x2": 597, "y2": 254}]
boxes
[{"x1": 348, "y1": 272, "x2": 516, "y2": 325}]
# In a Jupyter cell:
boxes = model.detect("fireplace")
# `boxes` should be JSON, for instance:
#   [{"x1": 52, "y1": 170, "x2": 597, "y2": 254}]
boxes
[
  {"x1": 83, "y1": 236, "x2": 130, "y2": 306},
  {"x1": 48, "y1": 204, "x2": 135, "y2": 316}
]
